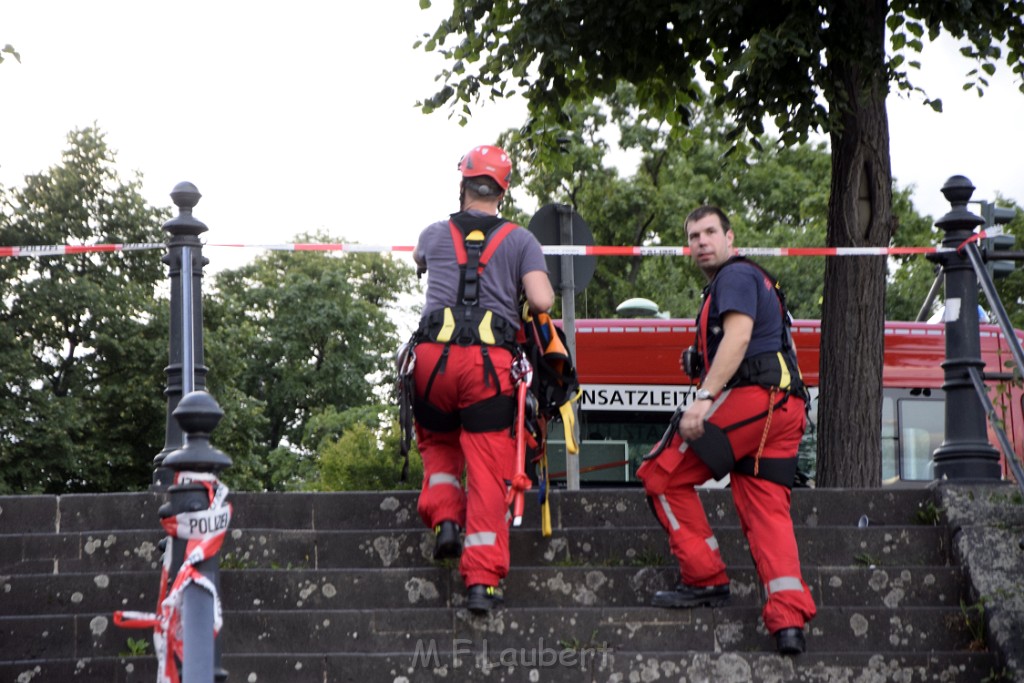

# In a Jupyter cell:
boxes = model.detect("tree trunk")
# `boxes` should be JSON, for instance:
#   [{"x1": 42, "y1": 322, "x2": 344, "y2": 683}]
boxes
[{"x1": 816, "y1": 0, "x2": 895, "y2": 488}]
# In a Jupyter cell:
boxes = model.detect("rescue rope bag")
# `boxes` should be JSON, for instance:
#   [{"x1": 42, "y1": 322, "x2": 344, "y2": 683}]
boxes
[{"x1": 519, "y1": 310, "x2": 581, "y2": 455}]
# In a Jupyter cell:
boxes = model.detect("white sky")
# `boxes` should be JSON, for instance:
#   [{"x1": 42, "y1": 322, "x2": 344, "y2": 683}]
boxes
[{"x1": 2, "y1": 2, "x2": 1023, "y2": 274}]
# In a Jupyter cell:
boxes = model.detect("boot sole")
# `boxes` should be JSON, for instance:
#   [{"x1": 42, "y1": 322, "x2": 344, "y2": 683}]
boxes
[
  {"x1": 467, "y1": 598, "x2": 503, "y2": 615},
  {"x1": 775, "y1": 631, "x2": 806, "y2": 655},
  {"x1": 433, "y1": 543, "x2": 462, "y2": 561},
  {"x1": 651, "y1": 594, "x2": 730, "y2": 609}
]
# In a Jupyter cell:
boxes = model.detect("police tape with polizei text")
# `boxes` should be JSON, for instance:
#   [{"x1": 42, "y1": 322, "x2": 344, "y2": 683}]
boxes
[{"x1": 113, "y1": 471, "x2": 232, "y2": 683}]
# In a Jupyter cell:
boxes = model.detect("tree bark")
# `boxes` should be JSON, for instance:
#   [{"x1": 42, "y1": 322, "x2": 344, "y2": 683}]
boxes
[{"x1": 816, "y1": 0, "x2": 895, "y2": 488}]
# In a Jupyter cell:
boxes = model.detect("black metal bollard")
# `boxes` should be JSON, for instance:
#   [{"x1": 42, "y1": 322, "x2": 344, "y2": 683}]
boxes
[
  {"x1": 926, "y1": 175, "x2": 1002, "y2": 480},
  {"x1": 153, "y1": 182, "x2": 211, "y2": 489},
  {"x1": 160, "y1": 390, "x2": 233, "y2": 682}
]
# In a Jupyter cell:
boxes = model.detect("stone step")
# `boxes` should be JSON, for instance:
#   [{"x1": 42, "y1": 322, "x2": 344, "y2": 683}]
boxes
[
  {"x1": 0, "y1": 484, "x2": 1010, "y2": 683},
  {"x1": 0, "y1": 523, "x2": 953, "y2": 575},
  {"x1": 0, "y1": 650, "x2": 1001, "y2": 683},
  {"x1": 0, "y1": 605, "x2": 986, "y2": 662},
  {"x1": 0, "y1": 487, "x2": 939, "y2": 534},
  {"x1": 0, "y1": 565, "x2": 965, "y2": 616}
]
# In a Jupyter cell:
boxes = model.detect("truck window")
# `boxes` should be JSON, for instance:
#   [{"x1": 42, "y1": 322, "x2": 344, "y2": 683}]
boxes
[{"x1": 898, "y1": 395, "x2": 944, "y2": 480}]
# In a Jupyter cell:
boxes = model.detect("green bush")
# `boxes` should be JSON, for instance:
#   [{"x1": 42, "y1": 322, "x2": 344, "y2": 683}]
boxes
[{"x1": 318, "y1": 419, "x2": 422, "y2": 491}]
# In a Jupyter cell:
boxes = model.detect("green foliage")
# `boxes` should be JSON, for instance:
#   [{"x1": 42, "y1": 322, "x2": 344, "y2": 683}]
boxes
[
  {"x1": 420, "y1": 0, "x2": 1024, "y2": 488},
  {"x1": 0, "y1": 126, "x2": 169, "y2": 493},
  {"x1": 854, "y1": 552, "x2": 881, "y2": 567},
  {"x1": 119, "y1": 637, "x2": 150, "y2": 657},
  {"x1": 0, "y1": 125, "x2": 421, "y2": 494},
  {"x1": 960, "y1": 597, "x2": 989, "y2": 651},
  {"x1": 205, "y1": 242, "x2": 418, "y2": 490},
  {"x1": 420, "y1": 1, "x2": 1023, "y2": 147},
  {"x1": 886, "y1": 186, "x2": 943, "y2": 321},
  {"x1": 914, "y1": 500, "x2": 945, "y2": 526},
  {"x1": 0, "y1": 44, "x2": 19, "y2": 64},
  {"x1": 316, "y1": 408, "x2": 423, "y2": 491},
  {"x1": 499, "y1": 91, "x2": 935, "y2": 321}
]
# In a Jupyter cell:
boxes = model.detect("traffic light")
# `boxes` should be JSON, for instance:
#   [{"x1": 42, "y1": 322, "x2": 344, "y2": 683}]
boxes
[{"x1": 978, "y1": 201, "x2": 1019, "y2": 279}]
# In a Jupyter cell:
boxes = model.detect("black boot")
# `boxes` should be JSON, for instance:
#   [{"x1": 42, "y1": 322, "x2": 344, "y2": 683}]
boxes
[
  {"x1": 433, "y1": 520, "x2": 462, "y2": 560},
  {"x1": 774, "y1": 627, "x2": 805, "y2": 655},
  {"x1": 466, "y1": 584, "x2": 504, "y2": 615},
  {"x1": 651, "y1": 582, "x2": 730, "y2": 608}
]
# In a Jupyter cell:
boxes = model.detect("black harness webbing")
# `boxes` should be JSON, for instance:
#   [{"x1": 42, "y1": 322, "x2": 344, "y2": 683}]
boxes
[
  {"x1": 695, "y1": 256, "x2": 808, "y2": 401},
  {"x1": 642, "y1": 259, "x2": 807, "y2": 492},
  {"x1": 643, "y1": 391, "x2": 795, "y2": 487},
  {"x1": 412, "y1": 218, "x2": 521, "y2": 433}
]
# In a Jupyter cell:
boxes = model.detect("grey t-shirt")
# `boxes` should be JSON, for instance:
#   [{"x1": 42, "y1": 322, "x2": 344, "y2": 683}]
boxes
[{"x1": 416, "y1": 212, "x2": 548, "y2": 328}]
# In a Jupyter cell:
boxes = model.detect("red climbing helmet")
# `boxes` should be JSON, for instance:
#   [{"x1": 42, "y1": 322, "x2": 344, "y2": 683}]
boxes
[{"x1": 458, "y1": 145, "x2": 512, "y2": 191}]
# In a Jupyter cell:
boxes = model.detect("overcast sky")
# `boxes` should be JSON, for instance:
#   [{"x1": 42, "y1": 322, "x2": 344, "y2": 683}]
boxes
[{"x1": 3, "y1": 2, "x2": 1023, "y2": 273}]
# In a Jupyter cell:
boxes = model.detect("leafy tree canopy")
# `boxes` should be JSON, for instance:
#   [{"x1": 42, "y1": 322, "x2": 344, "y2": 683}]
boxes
[
  {"x1": 0, "y1": 126, "x2": 168, "y2": 493},
  {"x1": 417, "y1": 0, "x2": 1024, "y2": 488},
  {"x1": 418, "y1": 0, "x2": 1023, "y2": 146},
  {"x1": 206, "y1": 238, "x2": 418, "y2": 490},
  {"x1": 498, "y1": 87, "x2": 934, "y2": 322}
]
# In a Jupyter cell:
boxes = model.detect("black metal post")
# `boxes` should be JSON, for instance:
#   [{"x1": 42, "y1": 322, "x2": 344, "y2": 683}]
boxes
[
  {"x1": 160, "y1": 390, "x2": 233, "y2": 682},
  {"x1": 926, "y1": 175, "x2": 1002, "y2": 480},
  {"x1": 556, "y1": 204, "x2": 581, "y2": 490},
  {"x1": 153, "y1": 182, "x2": 210, "y2": 489}
]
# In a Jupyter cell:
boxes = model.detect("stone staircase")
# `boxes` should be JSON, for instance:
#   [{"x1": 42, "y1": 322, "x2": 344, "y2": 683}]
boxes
[{"x1": 0, "y1": 484, "x2": 1019, "y2": 682}]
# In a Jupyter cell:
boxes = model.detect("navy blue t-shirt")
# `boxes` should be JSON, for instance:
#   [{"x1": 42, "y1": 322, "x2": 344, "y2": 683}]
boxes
[{"x1": 704, "y1": 260, "x2": 784, "y2": 363}]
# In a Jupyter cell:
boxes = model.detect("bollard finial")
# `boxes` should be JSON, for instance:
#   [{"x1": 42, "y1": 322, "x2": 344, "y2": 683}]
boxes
[
  {"x1": 940, "y1": 175, "x2": 976, "y2": 207},
  {"x1": 935, "y1": 175, "x2": 983, "y2": 237},
  {"x1": 164, "y1": 182, "x2": 208, "y2": 238},
  {"x1": 162, "y1": 391, "x2": 232, "y2": 471},
  {"x1": 170, "y1": 181, "x2": 202, "y2": 209}
]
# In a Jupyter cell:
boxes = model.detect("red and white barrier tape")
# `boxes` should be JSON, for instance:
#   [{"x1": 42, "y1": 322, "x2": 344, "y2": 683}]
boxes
[
  {"x1": 5, "y1": 238, "x2": 1006, "y2": 258},
  {"x1": 0, "y1": 243, "x2": 163, "y2": 257},
  {"x1": 113, "y1": 472, "x2": 232, "y2": 683},
  {"x1": 209, "y1": 243, "x2": 942, "y2": 256}
]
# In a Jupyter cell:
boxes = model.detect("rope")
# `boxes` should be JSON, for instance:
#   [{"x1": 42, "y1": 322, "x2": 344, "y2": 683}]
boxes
[{"x1": 753, "y1": 386, "x2": 778, "y2": 477}]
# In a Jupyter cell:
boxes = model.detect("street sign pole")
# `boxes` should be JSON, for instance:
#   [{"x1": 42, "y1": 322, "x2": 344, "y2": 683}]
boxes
[
  {"x1": 556, "y1": 204, "x2": 581, "y2": 490},
  {"x1": 527, "y1": 202, "x2": 595, "y2": 491}
]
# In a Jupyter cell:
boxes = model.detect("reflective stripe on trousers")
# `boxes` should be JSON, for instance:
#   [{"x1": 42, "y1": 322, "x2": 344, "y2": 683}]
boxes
[
  {"x1": 464, "y1": 531, "x2": 497, "y2": 548},
  {"x1": 428, "y1": 473, "x2": 462, "y2": 489},
  {"x1": 767, "y1": 576, "x2": 805, "y2": 594},
  {"x1": 658, "y1": 494, "x2": 719, "y2": 551}
]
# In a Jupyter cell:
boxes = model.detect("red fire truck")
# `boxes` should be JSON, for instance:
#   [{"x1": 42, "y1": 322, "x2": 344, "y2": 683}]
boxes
[{"x1": 545, "y1": 318, "x2": 1024, "y2": 486}]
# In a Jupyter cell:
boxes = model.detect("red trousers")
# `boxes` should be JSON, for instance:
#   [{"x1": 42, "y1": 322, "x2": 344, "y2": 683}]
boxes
[
  {"x1": 638, "y1": 385, "x2": 817, "y2": 633},
  {"x1": 413, "y1": 341, "x2": 516, "y2": 588}
]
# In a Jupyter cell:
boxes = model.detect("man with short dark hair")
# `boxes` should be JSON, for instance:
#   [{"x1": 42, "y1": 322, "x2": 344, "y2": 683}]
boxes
[
  {"x1": 410, "y1": 145, "x2": 553, "y2": 614},
  {"x1": 637, "y1": 205, "x2": 816, "y2": 655}
]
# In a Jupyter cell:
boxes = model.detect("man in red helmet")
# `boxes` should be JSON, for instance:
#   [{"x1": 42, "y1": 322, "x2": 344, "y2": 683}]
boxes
[
  {"x1": 410, "y1": 145, "x2": 553, "y2": 614},
  {"x1": 636, "y1": 206, "x2": 816, "y2": 655}
]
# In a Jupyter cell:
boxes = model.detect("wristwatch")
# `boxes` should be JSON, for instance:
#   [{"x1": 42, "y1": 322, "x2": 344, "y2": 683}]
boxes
[{"x1": 694, "y1": 388, "x2": 715, "y2": 402}]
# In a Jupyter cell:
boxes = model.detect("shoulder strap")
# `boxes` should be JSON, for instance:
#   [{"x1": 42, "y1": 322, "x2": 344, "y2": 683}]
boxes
[
  {"x1": 448, "y1": 220, "x2": 518, "y2": 268},
  {"x1": 448, "y1": 221, "x2": 468, "y2": 265},
  {"x1": 714, "y1": 256, "x2": 808, "y2": 399},
  {"x1": 478, "y1": 222, "x2": 518, "y2": 271},
  {"x1": 450, "y1": 220, "x2": 518, "y2": 306}
]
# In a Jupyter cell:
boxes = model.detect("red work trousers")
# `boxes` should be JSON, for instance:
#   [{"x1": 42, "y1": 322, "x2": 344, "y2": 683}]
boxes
[
  {"x1": 413, "y1": 341, "x2": 517, "y2": 588},
  {"x1": 638, "y1": 385, "x2": 817, "y2": 633}
]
